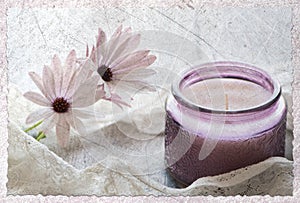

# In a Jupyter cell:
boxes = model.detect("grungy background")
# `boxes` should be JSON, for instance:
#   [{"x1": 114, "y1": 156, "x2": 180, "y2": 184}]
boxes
[{"x1": 1, "y1": 0, "x2": 300, "y2": 202}]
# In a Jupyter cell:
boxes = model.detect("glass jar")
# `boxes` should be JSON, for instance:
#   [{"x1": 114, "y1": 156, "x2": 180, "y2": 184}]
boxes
[{"x1": 165, "y1": 61, "x2": 287, "y2": 186}]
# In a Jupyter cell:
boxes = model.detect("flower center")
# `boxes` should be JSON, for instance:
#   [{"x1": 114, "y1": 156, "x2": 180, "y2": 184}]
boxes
[
  {"x1": 52, "y1": 97, "x2": 70, "y2": 113},
  {"x1": 98, "y1": 65, "x2": 113, "y2": 82}
]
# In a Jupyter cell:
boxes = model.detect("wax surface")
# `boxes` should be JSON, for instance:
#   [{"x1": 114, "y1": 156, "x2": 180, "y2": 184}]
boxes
[{"x1": 182, "y1": 78, "x2": 272, "y2": 110}]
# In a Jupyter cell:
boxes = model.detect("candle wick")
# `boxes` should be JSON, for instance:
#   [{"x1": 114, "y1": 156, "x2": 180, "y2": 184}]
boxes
[{"x1": 225, "y1": 94, "x2": 229, "y2": 110}]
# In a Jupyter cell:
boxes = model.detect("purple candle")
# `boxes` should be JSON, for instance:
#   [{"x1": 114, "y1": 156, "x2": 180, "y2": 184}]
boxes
[{"x1": 165, "y1": 61, "x2": 287, "y2": 186}]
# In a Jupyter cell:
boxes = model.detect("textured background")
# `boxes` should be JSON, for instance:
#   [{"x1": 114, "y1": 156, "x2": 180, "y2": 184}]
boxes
[{"x1": 1, "y1": 0, "x2": 300, "y2": 202}]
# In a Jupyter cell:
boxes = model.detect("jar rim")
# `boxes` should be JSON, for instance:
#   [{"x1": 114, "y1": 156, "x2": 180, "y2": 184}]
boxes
[{"x1": 171, "y1": 61, "x2": 281, "y2": 114}]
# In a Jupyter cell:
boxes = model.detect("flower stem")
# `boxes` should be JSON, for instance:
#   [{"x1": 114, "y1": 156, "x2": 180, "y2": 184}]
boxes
[
  {"x1": 36, "y1": 131, "x2": 46, "y2": 141},
  {"x1": 24, "y1": 120, "x2": 43, "y2": 133}
]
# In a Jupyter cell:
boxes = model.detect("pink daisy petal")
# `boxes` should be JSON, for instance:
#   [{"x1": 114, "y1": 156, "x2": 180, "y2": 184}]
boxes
[
  {"x1": 102, "y1": 35, "x2": 122, "y2": 65},
  {"x1": 65, "y1": 61, "x2": 95, "y2": 99},
  {"x1": 28, "y1": 72, "x2": 51, "y2": 101},
  {"x1": 97, "y1": 54, "x2": 104, "y2": 68},
  {"x1": 101, "y1": 26, "x2": 133, "y2": 65},
  {"x1": 64, "y1": 112, "x2": 74, "y2": 127},
  {"x1": 96, "y1": 44, "x2": 106, "y2": 66},
  {"x1": 123, "y1": 27, "x2": 132, "y2": 33},
  {"x1": 42, "y1": 65, "x2": 56, "y2": 100},
  {"x1": 96, "y1": 27, "x2": 107, "y2": 48},
  {"x1": 61, "y1": 50, "x2": 77, "y2": 96},
  {"x1": 25, "y1": 108, "x2": 53, "y2": 124},
  {"x1": 106, "y1": 33, "x2": 141, "y2": 66},
  {"x1": 61, "y1": 68, "x2": 79, "y2": 99},
  {"x1": 79, "y1": 59, "x2": 96, "y2": 82},
  {"x1": 71, "y1": 75, "x2": 99, "y2": 108},
  {"x1": 64, "y1": 58, "x2": 95, "y2": 99},
  {"x1": 51, "y1": 54, "x2": 63, "y2": 96},
  {"x1": 81, "y1": 58, "x2": 97, "y2": 75},
  {"x1": 51, "y1": 54, "x2": 62, "y2": 68},
  {"x1": 65, "y1": 50, "x2": 77, "y2": 70},
  {"x1": 111, "y1": 25, "x2": 123, "y2": 39},
  {"x1": 23, "y1": 91, "x2": 51, "y2": 106},
  {"x1": 90, "y1": 46, "x2": 97, "y2": 64},
  {"x1": 113, "y1": 55, "x2": 156, "y2": 74},
  {"x1": 110, "y1": 50, "x2": 150, "y2": 72},
  {"x1": 114, "y1": 68, "x2": 156, "y2": 80},
  {"x1": 119, "y1": 33, "x2": 141, "y2": 56},
  {"x1": 86, "y1": 44, "x2": 89, "y2": 57},
  {"x1": 56, "y1": 115, "x2": 70, "y2": 148}
]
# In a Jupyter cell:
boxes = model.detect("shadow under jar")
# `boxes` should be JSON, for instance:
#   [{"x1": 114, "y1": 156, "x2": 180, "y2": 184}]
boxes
[{"x1": 165, "y1": 61, "x2": 287, "y2": 186}]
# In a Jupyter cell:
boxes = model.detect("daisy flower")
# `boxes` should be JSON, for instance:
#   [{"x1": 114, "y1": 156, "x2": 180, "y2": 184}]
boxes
[
  {"x1": 86, "y1": 25, "x2": 157, "y2": 106},
  {"x1": 24, "y1": 50, "x2": 104, "y2": 147}
]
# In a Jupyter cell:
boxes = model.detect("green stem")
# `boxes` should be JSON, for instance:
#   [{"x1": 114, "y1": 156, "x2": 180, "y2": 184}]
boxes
[
  {"x1": 36, "y1": 131, "x2": 46, "y2": 141},
  {"x1": 24, "y1": 120, "x2": 43, "y2": 133}
]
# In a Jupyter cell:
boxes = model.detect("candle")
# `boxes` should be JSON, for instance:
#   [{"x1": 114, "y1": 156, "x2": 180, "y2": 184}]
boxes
[
  {"x1": 165, "y1": 62, "x2": 287, "y2": 186},
  {"x1": 182, "y1": 78, "x2": 273, "y2": 111}
]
